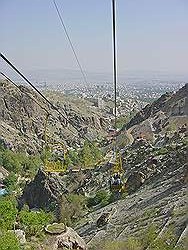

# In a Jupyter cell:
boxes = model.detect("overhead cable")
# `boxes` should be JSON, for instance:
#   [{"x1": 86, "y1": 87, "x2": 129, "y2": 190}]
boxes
[
  {"x1": 52, "y1": 0, "x2": 88, "y2": 86},
  {"x1": 0, "y1": 53, "x2": 91, "y2": 140},
  {"x1": 0, "y1": 72, "x2": 49, "y2": 115},
  {"x1": 0, "y1": 53, "x2": 67, "y2": 120}
]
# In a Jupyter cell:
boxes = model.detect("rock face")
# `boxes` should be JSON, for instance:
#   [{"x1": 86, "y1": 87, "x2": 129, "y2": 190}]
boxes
[
  {"x1": 19, "y1": 169, "x2": 68, "y2": 211},
  {"x1": 73, "y1": 86, "x2": 187, "y2": 248},
  {"x1": 126, "y1": 171, "x2": 146, "y2": 194},
  {"x1": 53, "y1": 227, "x2": 87, "y2": 250},
  {"x1": 45, "y1": 223, "x2": 66, "y2": 234},
  {"x1": 75, "y1": 160, "x2": 187, "y2": 249},
  {"x1": 126, "y1": 84, "x2": 188, "y2": 129},
  {"x1": 0, "y1": 80, "x2": 109, "y2": 153}
]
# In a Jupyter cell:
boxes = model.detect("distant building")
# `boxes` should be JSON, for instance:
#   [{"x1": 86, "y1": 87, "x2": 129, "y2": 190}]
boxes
[
  {"x1": 110, "y1": 107, "x2": 119, "y2": 116},
  {"x1": 97, "y1": 97, "x2": 104, "y2": 109}
]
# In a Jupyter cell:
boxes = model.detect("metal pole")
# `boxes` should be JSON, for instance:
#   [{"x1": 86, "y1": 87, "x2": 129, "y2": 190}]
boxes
[{"x1": 112, "y1": 0, "x2": 117, "y2": 131}]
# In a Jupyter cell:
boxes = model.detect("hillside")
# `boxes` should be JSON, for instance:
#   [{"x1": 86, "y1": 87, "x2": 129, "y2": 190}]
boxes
[
  {"x1": 0, "y1": 83, "x2": 187, "y2": 250},
  {"x1": 0, "y1": 80, "x2": 110, "y2": 153},
  {"x1": 122, "y1": 84, "x2": 188, "y2": 142}
]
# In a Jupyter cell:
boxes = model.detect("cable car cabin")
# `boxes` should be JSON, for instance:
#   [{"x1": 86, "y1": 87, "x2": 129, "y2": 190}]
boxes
[
  {"x1": 110, "y1": 172, "x2": 123, "y2": 191},
  {"x1": 107, "y1": 128, "x2": 119, "y2": 142},
  {"x1": 109, "y1": 154, "x2": 125, "y2": 193}
]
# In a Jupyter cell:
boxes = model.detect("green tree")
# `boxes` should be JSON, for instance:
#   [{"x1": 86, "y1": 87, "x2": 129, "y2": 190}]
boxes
[
  {"x1": 67, "y1": 149, "x2": 80, "y2": 166},
  {"x1": 59, "y1": 194, "x2": 86, "y2": 226},
  {"x1": 87, "y1": 190, "x2": 110, "y2": 207},
  {"x1": 22, "y1": 154, "x2": 42, "y2": 178},
  {"x1": 78, "y1": 141, "x2": 93, "y2": 167},
  {"x1": 0, "y1": 149, "x2": 22, "y2": 172}
]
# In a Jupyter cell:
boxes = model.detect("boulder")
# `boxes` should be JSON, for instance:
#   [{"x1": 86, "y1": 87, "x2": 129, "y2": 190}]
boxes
[
  {"x1": 19, "y1": 169, "x2": 68, "y2": 211},
  {"x1": 126, "y1": 171, "x2": 146, "y2": 193},
  {"x1": 96, "y1": 212, "x2": 111, "y2": 227},
  {"x1": 53, "y1": 227, "x2": 87, "y2": 250}
]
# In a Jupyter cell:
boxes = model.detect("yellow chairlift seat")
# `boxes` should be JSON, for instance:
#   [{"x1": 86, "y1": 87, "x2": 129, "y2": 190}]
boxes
[{"x1": 43, "y1": 114, "x2": 69, "y2": 173}]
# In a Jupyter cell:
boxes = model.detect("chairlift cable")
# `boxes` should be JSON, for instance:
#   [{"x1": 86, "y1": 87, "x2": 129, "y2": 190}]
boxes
[
  {"x1": 0, "y1": 53, "x2": 76, "y2": 127},
  {"x1": 0, "y1": 53, "x2": 93, "y2": 143},
  {"x1": 0, "y1": 53, "x2": 61, "y2": 115},
  {"x1": 0, "y1": 55, "x2": 79, "y2": 140},
  {"x1": 0, "y1": 72, "x2": 50, "y2": 115},
  {"x1": 0, "y1": 71, "x2": 77, "y2": 170},
  {"x1": 52, "y1": 0, "x2": 88, "y2": 86}
]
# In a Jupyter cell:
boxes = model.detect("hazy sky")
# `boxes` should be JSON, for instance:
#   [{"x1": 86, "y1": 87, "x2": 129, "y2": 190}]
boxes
[{"x1": 1, "y1": 0, "x2": 188, "y2": 75}]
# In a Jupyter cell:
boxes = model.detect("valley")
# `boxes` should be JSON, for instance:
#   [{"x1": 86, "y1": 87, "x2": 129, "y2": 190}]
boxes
[{"x1": 0, "y1": 80, "x2": 187, "y2": 249}]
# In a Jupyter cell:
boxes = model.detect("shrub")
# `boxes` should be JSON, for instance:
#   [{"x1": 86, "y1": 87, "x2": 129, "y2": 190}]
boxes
[
  {"x1": 0, "y1": 231, "x2": 20, "y2": 250},
  {"x1": 0, "y1": 196, "x2": 18, "y2": 230},
  {"x1": 22, "y1": 154, "x2": 42, "y2": 178},
  {"x1": 0, "y1": 149, "x2": 42, "y2": 177},
  {"x1": 78, "y1": 140, "x2": 103, "y2": 168},
  {"x1": 92, "y1": 225, "x2": 185, "y2": 250},
  {"x1": 87, "y1": 190, "x2": 110, "y2": 207},
  {"x1": 19, "y1": 209, "x2": 54, "y2": 237},
  {"x1": 149, "y1": 227, "x2": 177, "y2": 250},
  {"x1": 141, "y1": 224, "x2": 157, "y2": 248},
  {"x1": 59, "y1": 194, "x2": 86, "y2": 226},
  {"x1": 100, "y1": 238, "x2": 142, "y2": 250},
  {"x1": 0, "y1": 149, "x2": 22, "y2": 172},
  {"x1": 156, "y1": 147, "x2": 168, "y2": 155}
]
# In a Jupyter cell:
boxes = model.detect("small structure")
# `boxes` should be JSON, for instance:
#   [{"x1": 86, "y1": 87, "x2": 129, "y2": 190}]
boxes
[{"x1": 45, "y1": 223, "x2": 66, "y2": 234}]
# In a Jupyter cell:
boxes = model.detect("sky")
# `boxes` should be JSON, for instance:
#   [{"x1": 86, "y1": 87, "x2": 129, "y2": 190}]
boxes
[{"x1": 0, "y1": 0, "x2": 188, "y2": 77}]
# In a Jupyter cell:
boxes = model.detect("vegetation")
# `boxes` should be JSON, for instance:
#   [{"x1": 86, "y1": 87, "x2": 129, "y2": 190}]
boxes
[
  {"x1": 87, "y1": 190, "x2": 111, "y2": 207},
  {"x1": 3, "y1": 172, "x2": 17, "y2": 191},
  {"x1": 0, "y1": 231, "x2": 20, "y2": 250},
  {"x1": 0, "y1": 196, "x2": 18, "y2": 230},
  {"x1": 0, "y1": 146, "x2": 42, "y2": 178},
  {"x1": 116, "y1": 112, "x2": 136, "y2": 129},
  {"x1": 78, "y1": 140, "x2": 103, "y2": 168},
  {"x1": 92, "y1": 226, "x2": 185, "y2": 250},
  {"x1": 0, "y1": 195, "x2": 53, "y2": 248},
  {"x1": 19, "y1": 208, "x2": 54, "y2": 237},
  {"x1": 59, "y1": 194, "x2": 86, "y2": 226},
  {"x1": 41, "y1": 140, "x2": 103, "y2": 170}
]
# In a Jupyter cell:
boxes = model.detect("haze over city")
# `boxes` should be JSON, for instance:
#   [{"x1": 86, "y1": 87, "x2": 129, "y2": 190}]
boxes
[{"x1": 1, "y1": 0, "x2": 188, "y2": 84}]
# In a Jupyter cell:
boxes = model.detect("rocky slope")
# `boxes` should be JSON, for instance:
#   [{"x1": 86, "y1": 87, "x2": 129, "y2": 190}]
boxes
[
  {"x1": 0, "y1": 80, "x2": 109, "y2": 153},
  {"x1": 126, "y1": 84, "x2": 187, "y2": 129},
  {"x1": 121, "y1": 84, "x2": 188, "y2": 143},
  {"x1": 2, "y1": 82, "x2": 187, "y2": 249},
  {"x1": 19, "y1": 122, "x2": 187, "y2": 249},
  {"x1": 75, "y1": 135, "x2": 187, "y2": 249}
]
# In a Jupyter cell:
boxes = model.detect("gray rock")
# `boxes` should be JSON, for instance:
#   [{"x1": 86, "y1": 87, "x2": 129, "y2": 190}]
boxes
[
  {"x1": 14, "y1": 229, "x2": 26, "y2": 244},
  {"x1": 53, "y1": 227, "x2": 87, "y2": 250}
]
